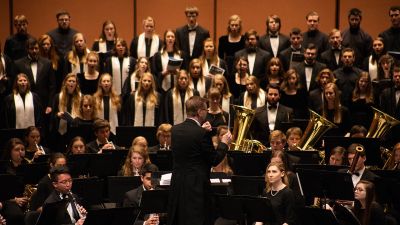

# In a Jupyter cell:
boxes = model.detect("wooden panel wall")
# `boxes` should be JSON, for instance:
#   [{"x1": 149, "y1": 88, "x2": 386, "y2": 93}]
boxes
[{"x1": 0, "y1": 0, "x2": 396, "y2": 51}]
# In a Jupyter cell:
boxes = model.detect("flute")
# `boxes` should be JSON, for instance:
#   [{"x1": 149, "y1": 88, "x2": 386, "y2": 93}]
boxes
[{"x1": 105, "y1": 138, "x2": 116, "y2": 149}]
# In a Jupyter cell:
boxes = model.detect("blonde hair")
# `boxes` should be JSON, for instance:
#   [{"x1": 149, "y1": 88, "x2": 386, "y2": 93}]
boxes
[
  {"x1": 67, "y1": 33, "x2": 88, "y2": 66},
  {"x1": 120, "y1": 145, "x2": 151, "y2": 176},
  {"x1": 93, "y1": 73, "x2": 121, "y2": 112},
  {"x1": 136, "y1": 72, "x2": 158, "y2": 106},
  {"x1": 59, "y1": 73, "x2": 81, "y2": 116},
  {"x1": 265, "y1": 162, "x2": 288, "y2": 192},
  {"x1": 323, "y1": 83, "x2": 342, "y2": 123}
]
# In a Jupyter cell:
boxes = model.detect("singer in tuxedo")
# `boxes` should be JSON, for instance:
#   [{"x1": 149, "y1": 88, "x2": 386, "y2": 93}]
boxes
[
  {"x1": 175, "y1": 6, "x2": 210, "y2": 64},
  {"x1": 259, "y1": 15, "x2": 290, "y2": 57},
  {"x1": 249, "y1": 84, "x2": 293, "y2": 146},
  {"x1": 40, "y1": 166, "x2": 86, "y2": 225},
  {"x1": 167, "y1": 96, "x2": 231, "y2": 225}
]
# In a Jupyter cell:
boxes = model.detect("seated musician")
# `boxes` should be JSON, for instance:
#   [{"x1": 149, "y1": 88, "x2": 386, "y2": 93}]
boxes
[
  {"x1": 148, "y1": 123, "x2": 172, "y2": 153},
  {"x1": 348, "y1": 125, "x2": 367, "y2": 138},
  {"x1": 86, "y1": 119, "x2": 118, "y2": 153},
  {"x1": 269, "y1": 130, "x2": 300, "y2": 169},
  {"x1": 211, "y1": 125, "x2": 233, "y2": 175},
  {"x1": 285, "y1": 127, "x2": 302, "y2": 151},
  {"x1": 122, "y1": 164, "x2": 160, "y2": 225},
  {"x1": 328, "y1": 146, "x2": 347, "y2": 166},
  {"x1": 340, "y1": 143, "x2": 378, "y2": 187}
]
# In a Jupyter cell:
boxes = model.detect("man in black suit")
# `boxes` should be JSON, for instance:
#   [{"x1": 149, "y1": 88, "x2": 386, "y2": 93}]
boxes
[
  {"x1": 234, "y1": 29, "x2": 272, "y2": 80},
  {"x1": 40, "y1": 166, "x2": 86, "y2": 225},
  {"x1": 293, "y1": 43, "x2": 327, "y2": 92},
  {"x1": 279, "y1": 27, "x2": 305, "y2": 71},
  {"x1": 123, "y1": 165, "x2": 159, "y2": 225},
  {"x1": 321, "y1": 29, "x2": 344, "y2": 71},
  {"x1": 346, "y1": 144, "x2": 378, "y2": 187},
  {"x1": 259, "y1": 15, "x2": 290, "y2": 58},
  {"x1": 4, "y1": 15, "x2": 34, "y2": 61},
  {"x1": 341, "y1": 8, "x2": 373, "y2": 68},
  {"x1": 334, "y1": 48, "x2": 363, "y2": 108},
  {"x1": 175, "y1": 6, "x2": 210, "y2": 65},
  {"x1": 47, "y1": 11, "x2": 78, "y2": 57},
  {"x1": 167, "y1": 96, "x2": 231, "y2": 225},
  {"x1": 13, "y1": 37, "x2": 56, "y2": 115},
  {"x1": 379, "y1": 6, "x2": 400, "y2": 52},
  {"x1": 302, "y1": 11, "x2": 329, "y2": 57},
  {"x1": 250, "y1": 84, "x2": 293, "y2": 146}
]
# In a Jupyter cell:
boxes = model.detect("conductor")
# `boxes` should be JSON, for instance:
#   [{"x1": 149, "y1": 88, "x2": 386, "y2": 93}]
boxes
[{"x1": 167, "y1": 96, "x2": 231, "y2": 225}]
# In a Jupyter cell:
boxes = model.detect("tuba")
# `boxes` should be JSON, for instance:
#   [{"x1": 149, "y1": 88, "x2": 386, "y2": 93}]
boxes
[
  {"x1": 366, "y1": 107, "x2": 400, "y2": 138},
  {"x1": 230, "y1": 105, "x2": 266, "y2": 153},
  {"x1": 297, "y1": 109, "x2": 337, "y2": 151},
  {"x1": 366, "y1": 107, "x2": 400, "y2": 169}
]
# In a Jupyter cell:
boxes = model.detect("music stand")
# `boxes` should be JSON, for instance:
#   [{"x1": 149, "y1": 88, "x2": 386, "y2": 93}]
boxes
[
  {"x1": 298, "y1": 207, "x2": 339, "y2": 225},
  {"x1": 116, "y1": 126, "x2": 157, "y2": 148},
  {"x1": 293, "y1": 164, "x2": 349, "y2": 173},
  {"x1": 106, "y1": 176, "x2": 142, "y2": 205},
  {"x1": 230, "y1": 175, "x2": 265, "y2": 196},
  {"x1": 83, "y1": 207, "x2": 136, "y2": 225},
  {"x1": 371, "y1": 170, "x2": 400, "y2": 206},
  {"x1": 296, "y1": 169, "x2": 354, "y2": 201},
  {"x1": 16, "y1": 162, "x2": 49, "y2": 185},
  {"x1": 139, "y1": 189, "x2": 169, "y2": 214},
  {"x1": 227, "y1": 151, "x2": 269, "y2": 176},
  {"x1": 72, "y1": 177, "x2": 105, "y2": 206},
  {"x1": 69, "y1": 125, "x2": 96, "y2": 144},
  {"x1": 149, "y1": 151, "x2": 173, "y2": 171},
  {"x1": 35, "y1": 199, "x2": 68, "y2": 225},
  {"x1": 215, "y1": 194, "x2": 275, "y2": 224},
  {"x1": 0, "y1": 174, "x2": 24, "y2": 201},
  {"x1": 324, "y1": 137, "x2": 381, "y2": 167},
  {"x1": 68, "y1": 153, "x2": 125, "y2": 177},
  {"x1": 0, "y1": 128, "x2": 25, "y2": 151}
]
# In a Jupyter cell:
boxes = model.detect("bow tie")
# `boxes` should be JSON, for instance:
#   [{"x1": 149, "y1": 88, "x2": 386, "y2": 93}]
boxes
[
  {"x1": 332, "y1": 48, "x2": 341, "y2": 52},
  {"x1": 188, "y1": 26, "x2": 197, "y2": 32},
  {"x1": 268, "y1": 105, "x2": 277, "y2": 110},
  {"x1": 352, "y1": 172, "x2": 360, "y2": 176},
  {"x1": 305, "y1": 63, "x2": 314, "y2": 68},
  {"x1": 270, "y1": 34, "x2": 278, "y2": 38}
]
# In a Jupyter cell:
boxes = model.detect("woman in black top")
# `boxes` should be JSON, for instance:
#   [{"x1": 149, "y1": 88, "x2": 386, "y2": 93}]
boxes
[
  {"x1": 218, "y1": 14, "x2": 245, "y2": 75},
  {"x1": 319, "y1": 82, "x2": 351, "y2": 136},
  {"x1": 280, "y1": 69, "x2": 308, "y2": 119},
  {"x1": 78, "y1": 51, "x2": 100, "y2": 95},
  {"x1": 353, "y1": 180, "x2": 385, "y2": 225},
  {"x1": 350, "y1": 72, "x2": 375, "y2": 129},
  {"x1": 206, "y1": 88, "x2": 229, "y2": 137},
  {"x1": 92, "y1": 20, "x2": 118, "y2": 73},
  {"x1": 256, "y1": 162, "x2": 296, "y2": 225}
]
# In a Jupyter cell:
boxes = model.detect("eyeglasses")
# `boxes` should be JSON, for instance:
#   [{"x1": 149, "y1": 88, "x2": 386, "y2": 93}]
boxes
[
  {"x1": 354, "y1": 187, "x2": 364, "y2": 192},
  {"x1": 58, "y1": 179, "x2": 73, "y2": 185}
]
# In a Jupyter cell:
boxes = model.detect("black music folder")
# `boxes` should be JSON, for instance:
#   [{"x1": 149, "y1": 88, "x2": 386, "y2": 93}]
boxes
[
  {"x1": 296, "y1": 169, "x2": 354, "y2": 201},
  {"x1": 106, "y1": 176, "x2": 142, "y2": 205},
  {"x1": 227, "y1": 151, "x2": 269, "y2": 176},
  {"x1": 215, "y1": 194, "x2": 276, "y2": 224},
  {"x1": 83, "y1": 207, "x2": 136, "y2": 225},
  {"x1": 230, "y1": 175, "x2": 265, "y2": 196},
  {"x1": 298, "y1": 207, "x2": 340, "y2": 225},
  {"x1": 116, "y1": 126, "x2": 157, "y2": 148},
  {"x1": 16, "y1": 162, "x2": 49, "y2": 185}
]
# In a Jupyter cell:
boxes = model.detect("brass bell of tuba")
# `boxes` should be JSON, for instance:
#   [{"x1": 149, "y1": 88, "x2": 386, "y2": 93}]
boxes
[
  {"x1": 230, "y1": 105, "x2": 266, "y2": 153},
  {"x1": 366, "y1": 107, "x2": 400, "y2": 138},
  {"x1": 297, "y1": 109, "x2": 337, "y2": 151}
]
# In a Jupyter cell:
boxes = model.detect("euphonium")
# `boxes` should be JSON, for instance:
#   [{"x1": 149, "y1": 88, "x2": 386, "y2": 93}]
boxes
[
  {"x1": 367, "y1": 107, "x2": 400, "y2": 138},
  {"x1": 297, "y1": 109, "x2": 337, "y2": 151},
  {"x1": 230, "y1": 105, "x2": 266, "y2": 153}
]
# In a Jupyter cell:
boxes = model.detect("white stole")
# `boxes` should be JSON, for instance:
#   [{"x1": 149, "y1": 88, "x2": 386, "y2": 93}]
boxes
[
  {"x1": 368, "y1": 56, "x2": 378, "y2": 81},
  {"x1": 134, "y1": 91, "x2": 155, "y2": 127},
  {"x1": 161, "y1": 51, "x2": 181, "y2": 91},
  {"x1": 100, "y1": 98, "x2": 118, "y2": 134},
  {"x1": 222, "y1": 96, "x2": 231, "y2": 114},
  {"x1": 98, "y1": 41, "x2": 107, "y2": 53},
  {"x1": 243, "y1": 89, "x2": 266, "y2": 108},
  {"x1": 172, "y1": 89, "x2": 193, "y2": 124},
  {"x1": 70, "y1": 58, "x2": 88, "y2": 75},
  {"x1": 111, "y1": 56, "x2": 130, "y2": 95},
  {"x1": 137, "y1": 33, "x2": 159, "y2": 58},
  {"x1": 14, "y1": 92, "x2": 35, "y2": 128},
  {"x1": 189, "y1": 78, "x2": 206, "y2": 97}
]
